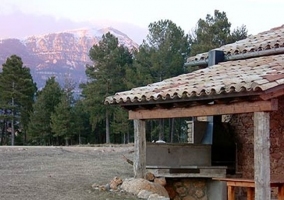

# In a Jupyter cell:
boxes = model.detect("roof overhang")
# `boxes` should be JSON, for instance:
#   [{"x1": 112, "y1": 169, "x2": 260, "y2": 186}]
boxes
[
  {"x1": 260, "y1": 85, "x2": 284, "y2": 100},
  {"x1": 118, "y1": 91, "x2": 263, "y2": 111}
]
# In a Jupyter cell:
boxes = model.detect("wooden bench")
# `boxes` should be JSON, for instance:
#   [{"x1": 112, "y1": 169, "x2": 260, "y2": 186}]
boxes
[{"x1": 213, "y1": 178, "x2": 284, "y2": 200}]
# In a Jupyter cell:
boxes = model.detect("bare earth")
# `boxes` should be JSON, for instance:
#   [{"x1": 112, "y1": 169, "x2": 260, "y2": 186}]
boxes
[{"x1": 0, "y1": 145, "x2": 140, "y2": 200}]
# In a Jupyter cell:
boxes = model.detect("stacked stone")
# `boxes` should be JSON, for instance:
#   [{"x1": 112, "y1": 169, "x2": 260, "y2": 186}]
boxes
[{"x1": 165, "y1": 178, "x2": 207, "y2": 200}]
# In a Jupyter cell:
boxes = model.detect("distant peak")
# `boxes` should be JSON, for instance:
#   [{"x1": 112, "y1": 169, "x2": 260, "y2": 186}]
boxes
[
  {"x1": 97, "y1": 27, "x2": 128, "y2": 38},
  {"x1": 26, "y1": 27, "x2": 132, "y2": 41}
]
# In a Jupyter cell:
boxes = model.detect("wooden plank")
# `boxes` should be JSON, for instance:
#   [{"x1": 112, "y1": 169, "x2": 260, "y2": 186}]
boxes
[
  {"x1": 133, "y1": 119, "x2": 146, "y2": 178},
  {"x1": 254, "y1": 112, "x2": 271, "y2": 200},
  {"x1": 278, "y1": 185, "x2": 284, "y2": 200},
  {"x1": 227, "y1": 182, "x2": 255, "y2": 188},
  {"x1": 214, "y1": 178, "x2": 284, "y2": 200},
  {"x1": 260, "y1": 85, "x2": 284, "y2": 100},
  {"x1": 129, "y1": 99, "x2": 278, "y2": 119},
  {"x1": 213, "y1": 178, "x2": 255, "y2": 183},
  {"x1": 261, "y1": 89, "x2": 284, "y2": 100},
  {"x1": 247, "y1": 188, "x2": 254, "y2": 200},
  {"x1": 228, "y1": 186, "x2": 235, "y2": 200}
]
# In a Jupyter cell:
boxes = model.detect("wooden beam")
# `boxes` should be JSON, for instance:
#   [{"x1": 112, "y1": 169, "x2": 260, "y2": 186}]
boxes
[
  {"x1": 254, "y1": 112, "x2": 270, "y2": 200},
  {"x1": 260, "y1": 88, "x2": 284, "y2": 100},
  {"x1": 129, "y1": 99, "x2": 278, "y2": 120},
  {"x1": 133, "y1": 119, "x2": 146, "y2": 178}
]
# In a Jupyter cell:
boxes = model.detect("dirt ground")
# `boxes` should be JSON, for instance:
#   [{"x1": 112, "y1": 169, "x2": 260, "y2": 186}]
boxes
[{"x1": 0, "y1": 145, "x2": 140, "y2": 200}]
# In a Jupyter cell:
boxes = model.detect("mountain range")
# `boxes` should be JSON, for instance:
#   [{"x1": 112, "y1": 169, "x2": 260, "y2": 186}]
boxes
[{"x1": 0, "y1": 27, "x2": 139, "y2": 92}]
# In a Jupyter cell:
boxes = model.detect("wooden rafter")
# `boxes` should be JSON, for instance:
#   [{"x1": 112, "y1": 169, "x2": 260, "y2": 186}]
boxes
[
  {"x1": 260, "y1": 85, "x2": 284, "y2": 100},
  {"x1": 129, "y1": 99, "x2": 278, "y2": 120}
]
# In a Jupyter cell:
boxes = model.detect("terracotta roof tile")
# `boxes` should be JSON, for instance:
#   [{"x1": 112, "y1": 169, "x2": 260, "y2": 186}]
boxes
[
  {"x1": 188, "y1": 25, "x2": 284, "y2": 62},
  {"x1": 276, "y1": 78, "x2": 284, "y2": 85},
  {"x1": 105, "y1": 54, "x2": 284, "y2": 105}
]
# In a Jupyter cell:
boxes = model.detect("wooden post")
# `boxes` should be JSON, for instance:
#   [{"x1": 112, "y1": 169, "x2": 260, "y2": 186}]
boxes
[
  {"x1": 133, "y1": 119, "x2": 146, "y2": 178},
  {"x1": 254, "y1": 112, "x2": 270, "y2": 200},
  {"x1": 227, "y1": 185, "x2": 235, "y2": 200}
]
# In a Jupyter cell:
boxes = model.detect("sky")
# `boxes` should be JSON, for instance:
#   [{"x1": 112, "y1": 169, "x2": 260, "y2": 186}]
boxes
[{"x1": 0, "y1": 0, "x2": 284, "y2": 44}]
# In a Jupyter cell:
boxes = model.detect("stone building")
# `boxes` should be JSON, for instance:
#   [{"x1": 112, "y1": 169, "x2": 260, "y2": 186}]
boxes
[{"x1": 105, "y1": 25, "x2": 284, "y2": 200}]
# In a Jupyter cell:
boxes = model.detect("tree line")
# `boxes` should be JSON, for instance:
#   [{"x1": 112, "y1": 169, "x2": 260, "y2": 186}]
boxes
[{"x1": 0, "y1": 10, "x2": 248, "y2": 145}]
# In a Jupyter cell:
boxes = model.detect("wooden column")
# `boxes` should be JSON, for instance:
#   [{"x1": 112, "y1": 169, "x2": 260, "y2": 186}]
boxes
[
  {"x1": 133, "y1": 119, "x2": 146, "y2": 178},
  {"x1": 254, "y1": 112, "x2": 271, "y2": 200}
]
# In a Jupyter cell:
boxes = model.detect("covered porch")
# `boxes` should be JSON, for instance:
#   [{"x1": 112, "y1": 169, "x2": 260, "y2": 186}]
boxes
[{"x1": 130, "y1": 98, "x2": 277, "y2": 200}]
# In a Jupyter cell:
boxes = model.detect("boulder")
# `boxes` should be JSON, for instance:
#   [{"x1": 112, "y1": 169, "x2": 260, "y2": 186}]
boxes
[
  {"x1": 148, "y1": 193, "x2": 170, "y2": 200},
  {"x1": 137, "y1": 190, "x2": 153, "y2": 199},
  {"x1": 109, "y1": 176, "x2": 123, "y2": 190},
  {"x1": 154, "y1": 177, "x2": 167, "y2": 186},
  {"x1": 145, "y1": 172, "x2": 155, "y2": 181},
  {"x1": 121, "y1": 178, "x2": 169, "y2": 198}
]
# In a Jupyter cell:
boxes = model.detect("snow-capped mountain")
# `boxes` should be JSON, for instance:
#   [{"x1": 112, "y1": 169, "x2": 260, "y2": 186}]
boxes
[{"x1": 0, "y1": 27, "x2": 138, "y2": 91}]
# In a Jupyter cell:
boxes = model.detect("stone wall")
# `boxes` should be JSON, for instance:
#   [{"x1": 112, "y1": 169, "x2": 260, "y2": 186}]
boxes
[
  {"x1": 229, "y1": 96, "x2": 284, "y2": 179},
  {"x1": 165, "y1": 178, "x2": 207, "y2": 200},
  {"x1": 270, "y1": 96, "x2": 284, "y2": 177},
  {"x1": 229, "y1": 96, "x2": 284, "y2": 198},
  {"x1": 229, "y1": 112, "x2": 254, "y2": 178}
]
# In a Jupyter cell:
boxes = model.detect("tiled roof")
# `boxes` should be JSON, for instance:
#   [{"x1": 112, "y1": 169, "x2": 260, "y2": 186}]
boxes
[
  {"x1": 105, "y1": 54, "x2": 284, "y2": 105},
  {"x1": 187, "y1": 25, "x2": 284, "y2": 62}
]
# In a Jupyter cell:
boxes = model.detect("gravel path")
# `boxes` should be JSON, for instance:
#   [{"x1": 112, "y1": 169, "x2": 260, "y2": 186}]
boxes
[{"x1": 0, "y1": 146, "x2": 139, "y2": 200}]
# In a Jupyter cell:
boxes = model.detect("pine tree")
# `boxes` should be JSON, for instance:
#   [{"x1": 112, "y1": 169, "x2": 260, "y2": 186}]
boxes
[
  {"x1": 50, "y1": 93, "x2": 73, "y2": 145},
  {"x1": 72, "y1": 99, "x2": 91, "y2": 144},
  {"x1": 133, "y1": 19, "x2": 190, "y2": 141},
  {"x1": 111, "y1": 107, "x2": 130, "y2": 143},
  {"x1": 189, "y1": 10, "x2": 248, "y2": 56},
  {"x1": 82, "y1": 32, "x2": 133, "y2": 143},
  {"x1": 27, "y1": 77, "x2": 62, "y2": 145},
  {"x1": 26, "y1": 94, "x2": 51, "y2": 145},
  {"x1": 0, "y1": 55, "x2": 37, "y2": 145},
  {"x1": 134, "y1": 19, "x2": 190, "y2": 83}
]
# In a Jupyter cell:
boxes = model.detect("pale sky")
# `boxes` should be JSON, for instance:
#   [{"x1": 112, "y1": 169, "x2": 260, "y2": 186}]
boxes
[{"x1": 0, "y1": 0, "x2": 283, "y2": 43}]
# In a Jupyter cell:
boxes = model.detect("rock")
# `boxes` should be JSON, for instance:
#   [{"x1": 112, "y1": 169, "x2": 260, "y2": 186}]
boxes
[
  {"x1": 148, "y1": 193, "x2": 170, "y2": 200},
  {"x1": 121, "y1": 178, "x2": 169, "y2": 198},
  {"x1": 182, "y1": 196, "x2": 196, "y2": 200},
  {"x1": 175, "y1": 185, "x2": 188, "y2": 197},
  {"x1": 137, "y1": 190, "x2": 153, "y2": 199},
  {"x1": 155, "y1": 140, "x2": 166, "y2": 143},
  {"x1": 154, "y1": 177, "x2": 166, "y2": 186},
  {"x1": 145, "y1": 172, "x2": 155, "y2": 181},
  {"x1": 109, "y1": 177, "x2": 123, "y2": 190},
  {"x1": 96, "y1": 183, "x2": 110, "y2": 191},
  {"x1": 91, "y1": 183, "x2": 100, "y2": 190}
]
